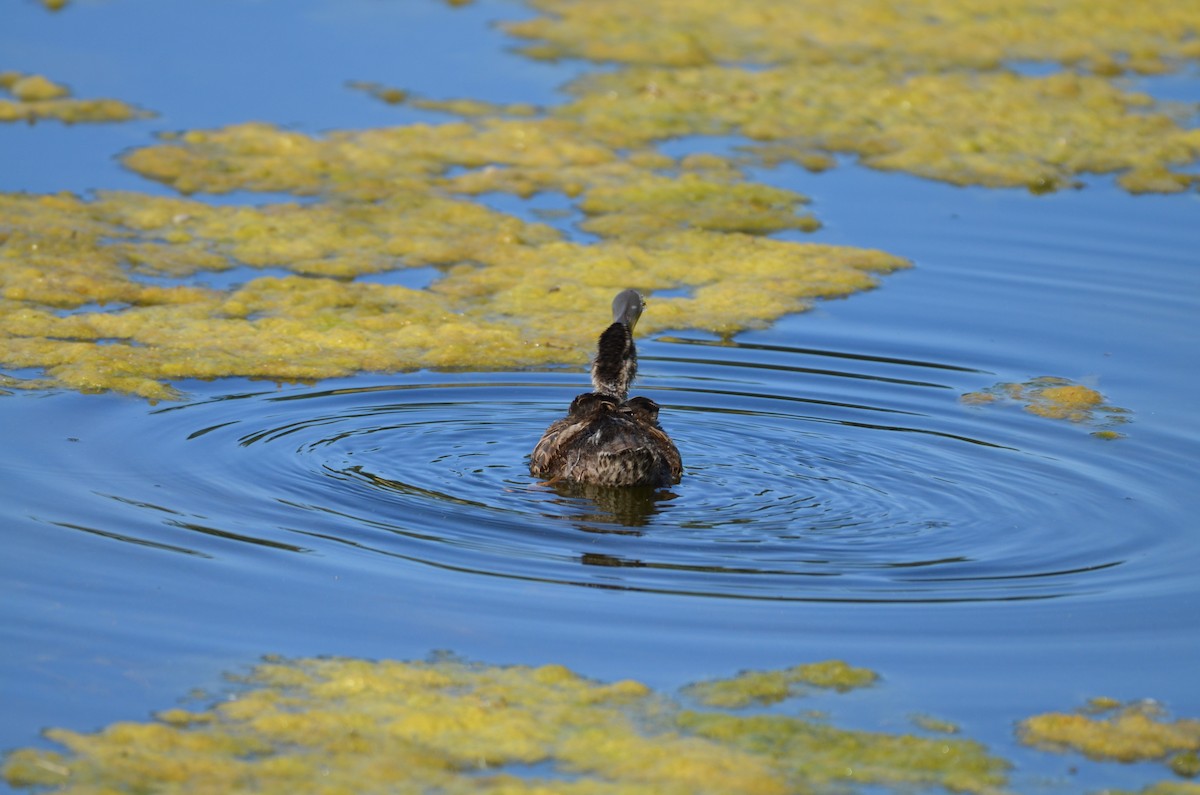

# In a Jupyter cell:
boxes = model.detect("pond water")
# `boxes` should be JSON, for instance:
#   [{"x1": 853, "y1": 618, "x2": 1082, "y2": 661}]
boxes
[{"x1": 3, "y1": 1, "x2": 1200, "y2": 792}]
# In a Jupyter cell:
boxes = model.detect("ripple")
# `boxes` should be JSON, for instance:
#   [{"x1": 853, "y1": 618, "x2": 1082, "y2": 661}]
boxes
[{"x1": 109, "y1": 336, "x2": 1163, "y2": 604}]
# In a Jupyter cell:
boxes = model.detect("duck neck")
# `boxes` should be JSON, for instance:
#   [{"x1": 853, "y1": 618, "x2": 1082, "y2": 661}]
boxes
[{"x1": 591, "y1": 322, "x2": 637, "y2": 400}]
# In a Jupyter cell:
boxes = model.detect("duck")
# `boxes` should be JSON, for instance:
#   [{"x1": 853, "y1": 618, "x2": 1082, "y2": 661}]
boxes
[{"x1": 530, "y1": 289, "x2": 682, "y2": 487}]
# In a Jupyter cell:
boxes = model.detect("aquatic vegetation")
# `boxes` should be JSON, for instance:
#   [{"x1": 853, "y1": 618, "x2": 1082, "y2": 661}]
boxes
[
  {"x1": 2, "y1": 73, "x2": 68, "y2": 102},
  {"x1": 0, "y1": 174, "x2": 905, "y2": 399},
  {"x1": 504, "y1": 0, "x2": 1200, "y2": 73},
  {"x1": 1173, "y1": 752, "x2": 1200, "y2": 778},
  {"x1": 912, "y1": 714, "x2": 962, "y2": 734},
  {"x1": 1106, "y1": 784, "x2": 1200, "y2": 795},
  {"x1": 684, "y1": 660, "x2": 878, "y2": 708},
  {"x1": 1019, "y1": 699, "x2": 1200, "y2": 773},
  {"x1": 9, "y1": 0, "x2": 1195, "y2": 398},
  {"x1": 509, "y1": 0, "x2": 1200, "y2": 193},
  {"x1": 350, "y1": 81, "x2": 540, "y2": 117},
  {"x1": 554, "y1": 60, "x2": 1199, "y2": 195},
  {"x1": 1, "y1": 656, "x2": 1011, "y2": 795},
  {"x1": 0, "y1": 71, "x2": 149, "y2": 124},
  {"x1": 678, "y1": 711, "x2": 1007, "y2": 793},
  {"x1": 576, "y1": 172, "x2": 818, "y2": 239},
  {"x1": 961, "y1": 376, "x2": 1131, "y2": 437}
]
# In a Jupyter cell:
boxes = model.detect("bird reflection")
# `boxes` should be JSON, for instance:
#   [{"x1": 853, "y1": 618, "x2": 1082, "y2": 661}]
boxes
[{"x1": 540, "y1": 479, "x2": 678, "y2": 531}]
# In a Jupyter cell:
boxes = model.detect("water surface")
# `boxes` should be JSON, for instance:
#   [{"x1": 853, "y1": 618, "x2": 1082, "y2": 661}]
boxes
[{"x1": 3, "y1": 1, "x2": 1200, "y2": 792}]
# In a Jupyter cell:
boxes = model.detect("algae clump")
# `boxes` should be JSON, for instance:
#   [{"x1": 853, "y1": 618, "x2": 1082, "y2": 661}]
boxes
[
  {"x1": 1105, "y1": 784, "x2": 1200, "y2": 795},
  {"x1": 961, "y1": 376, "x2": 1131, "y2": 436},
  {"x1": 11, "y1": 0, "x2": 1198, "y2": 398},
  {"x1": 684, "y1": 660, "x2": 878, "y2": 708},
  {"x1": 509, "y1": 0, "x2": 1200, "y2": 193},
  {"x1": 1019, "y1": 699, "x2": 1200, "y2": 778},
  {"x1": 1, "y1": 161, "x2": 906, "y2": 398},
  {"x1": 2, "y1": 656, "x2": 1010, "y2": 795},
  {"x1": 0, "y1": 71, "x2": 150, "y2": 124},
  {"x1": 503, "y1": 0, "x2": 1200, "y2": 73},
  {"x1": 912, "y1": 714, "x2": 962, "y2": 734}
]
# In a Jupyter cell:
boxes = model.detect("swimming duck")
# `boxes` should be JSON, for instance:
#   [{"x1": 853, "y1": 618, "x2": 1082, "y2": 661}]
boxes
[{"x1": 530, "y1": 289, "x2": 682, "y2": 487}]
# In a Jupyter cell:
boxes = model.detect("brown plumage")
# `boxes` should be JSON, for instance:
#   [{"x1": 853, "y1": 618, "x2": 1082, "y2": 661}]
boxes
[
  {"x1": 530, "y1": 393, "x2": 682, "y2": 487},
  {"x1": 530, "y1": 290, "x2": 682, "y2": 487}
]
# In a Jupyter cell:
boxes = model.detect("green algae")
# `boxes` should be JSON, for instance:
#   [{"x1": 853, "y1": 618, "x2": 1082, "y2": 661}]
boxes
[
  {"x1": 8, "y1": 658, "x2": 1199, "y2": 793},
  {"x1": 504, "y1": 0, "x2": 1200, "y2": 74},
  {"x1": 1019, "y1": 699, "x2": 1200, "y2": 767},
  {"x1": 507, "y1": 0, "x2": 1200, "y2": 193},
  {"x1": 961, "y1": 376, "x2": 1131, "y2": 435},
  {"x1": 577, "y1": 172, "x2": 818, "y2": 239},
  {"x1": 678, "y1": 711, "x2": 1008, "y2": 793},
  {"x1": 1172, "y1": 751, "x2": 1200, "y2": 778},
  {"x1": 1, "y1": 174, "x2": 905, "y2": 400},
  {"x1": 0, "y1": 71, "x2": 150, "y2": 124},
  {"x1": 350, "y1": 80, "x2": 540, "y2": 118},
  {"x1": 912, "y1": 714, "x2": 962, "y2": 735},
  {"x1": 9, "y1": 0, "x2": 1199, "y2": 398},
  {"x1": 556, "y1": 64, "x2": 1200, "y2": 194},
  {"x1": 683, "y1": 661, "x2": 877, "y2": 709},
  {"x1": 1106, "y1": 784, "x2": 1200, "y2": 795},
  {"x1": 2, "y1": 656, "x2": 1009, "y2": 795}
]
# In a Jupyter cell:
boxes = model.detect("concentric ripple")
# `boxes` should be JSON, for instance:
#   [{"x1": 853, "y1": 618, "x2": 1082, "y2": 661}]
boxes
[{"x1": 102, "y1": 334, "x2": 1165, "y2": 604}]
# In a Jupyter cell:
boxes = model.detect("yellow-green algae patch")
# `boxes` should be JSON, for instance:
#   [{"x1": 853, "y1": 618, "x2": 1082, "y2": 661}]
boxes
[
  {"x1": 503, "y1": 0, "x2": 1200, "y2": 193},
  {"x1": 1019, "y1": 699, "x2": 1200, "y2": 775},
  {"x1": 0, "y1": 71, "x2": 150, "y2": 124},
  {"x1": 577, "y1": 172, "x2": 818, "y2": 239},
  {"x1": 1, "y1": 163, "x2": 905, "y2": 398},
  {"x1": 505, "y1": 0, "x2": 1200, "y2": 74},
  {"x1": 684, "y1": 661, "x2": 878, "y2": 708},
  {"x1": 2, "y1": 656, "x2": 1010, "y2": 795},
  {"x1": 912, "y1": 714, "x2": 962, "y2": 735},
  {"x1": 678, "y1": 711, "x2": 1007, "y2": 793},
  {"x1": 122, "y1": 119, "x2": 624, "y2": 199},
  {"x1": 350, "y1": 80, "x2": 540, "y2": 118},
  {"x1": 556, "y1": 64, "x2": 1200, "y2": 194},
  {"x1": 1105, "y1": 785, "x2": 1200, "y2": 795},
  {"x1": 961, "y1": 376, "x2": 1131, "y2": 436},
  {"x1": 131, "y1": 119, "x2": 815, "y2": 238}
]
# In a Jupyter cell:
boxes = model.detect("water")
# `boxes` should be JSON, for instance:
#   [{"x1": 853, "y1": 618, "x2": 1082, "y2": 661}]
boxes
[{"x1": 3, "y1": 1, "x2": 1200, "y2": 792}]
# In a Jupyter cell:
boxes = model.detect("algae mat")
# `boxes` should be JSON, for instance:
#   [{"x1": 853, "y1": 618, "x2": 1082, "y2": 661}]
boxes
[
  {"x1": 0, "y1": 656, "x2": 1009, "y2": 794},
  {"x1": 6, "y1": 656, "x2": 1200, "y2": 794},
  {"x1": 0, "y1": 188, "x2": 903, "y2": 401},
  {"x1": 4, "y1": 0, "x2": 1199, "y2": 400}
]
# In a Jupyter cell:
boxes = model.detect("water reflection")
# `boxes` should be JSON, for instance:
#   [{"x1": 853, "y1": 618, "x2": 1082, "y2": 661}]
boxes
[{"x1": 540, "y1": 481, "x2": 677, "y2": 530}]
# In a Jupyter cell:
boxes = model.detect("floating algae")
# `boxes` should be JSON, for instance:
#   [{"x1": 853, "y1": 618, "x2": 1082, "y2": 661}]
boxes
[
  {"x1": 1018, "y1": 699, "x2": 1200, "y2": 777},
  {"x1": 1, "y1": 656, "x2": 1012, "y2": 795},
  {"x1": 554, "y1": 62, "x2": 1200, "y2": 195},
  {"x1": 0, "y1": 71, "x2": 150, "y2": 124},
  {"x1": 961, "y1": 376, "x2": 1131, "y2": 437},
  {"x1": 911, "y1": 714, "x2": 962, "y2": 735},
  {"x1": 503, "y1": 0, "x2": 1200, "y2": 73},
  {"x1": 9, "y1": 0, "x2": 1198, "y2": 398},
  {"x1": 1104, "y1": 785, "x2": 1200, "y2": 795},
  {"x1": 349, "y1": 81, "x2": 540, "y2": 118},
  {"x1": 509, "y1": 0, "x2": 1200, "y2": 193},
  {"x1": 683, "y1": 660, "x2": 878, "y2": 708},
  {"x1": 2, "y1": 122, "x2": 907, "y2": 399}
]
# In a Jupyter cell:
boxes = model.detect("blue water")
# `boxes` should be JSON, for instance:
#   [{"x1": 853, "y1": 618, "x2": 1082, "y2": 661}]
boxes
[{"x1": 3, "y1": 1, "x2": 1200, "y2": 792}]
